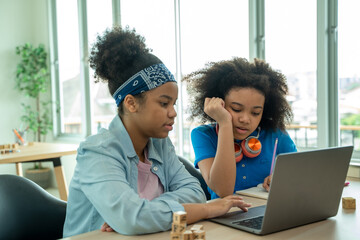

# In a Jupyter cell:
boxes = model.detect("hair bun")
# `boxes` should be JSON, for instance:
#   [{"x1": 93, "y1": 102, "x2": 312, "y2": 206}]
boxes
[{"x1": 89, "y1": 26, "x2": 151, "y2": 84}]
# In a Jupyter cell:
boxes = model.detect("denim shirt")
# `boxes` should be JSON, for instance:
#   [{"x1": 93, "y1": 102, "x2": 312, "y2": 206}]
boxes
[{"x1": 63, "y1": 116, "x2": 206, "y2": 237}]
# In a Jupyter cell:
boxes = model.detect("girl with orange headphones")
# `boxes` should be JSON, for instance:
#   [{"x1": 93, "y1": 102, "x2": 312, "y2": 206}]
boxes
[{"x1": 183, "y1": 58, "x2": 297, "y2": 199}]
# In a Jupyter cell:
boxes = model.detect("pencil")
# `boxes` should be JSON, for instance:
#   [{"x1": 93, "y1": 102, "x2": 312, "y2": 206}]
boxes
[
  {"x1": 270, "y1": 138, "x2": 278, "y2": 175},
  {"x1": 13, "y1": 129, "x2": 25, "y2": 144}
]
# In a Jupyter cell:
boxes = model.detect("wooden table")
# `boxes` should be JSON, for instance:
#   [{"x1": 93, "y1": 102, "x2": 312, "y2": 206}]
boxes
[
  {"x1": 61, "y1": 177, "x2": 360, "y2": 240},
  {"x1": 0, "y1": 142, "x2": 77, "y2": 201}
]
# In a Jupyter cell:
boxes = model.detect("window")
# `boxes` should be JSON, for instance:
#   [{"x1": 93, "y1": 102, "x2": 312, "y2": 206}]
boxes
[
  {"x1": 180, "y1": 0, "x2": 249, "y2": 159},
  {"x1": 265, "y1": 0, "x2": 317, "y2": 150},
  {"x1": 87, "y1": 0, "x2": 115, "y2": 132},
  {"x1": 56, "y1": 0, "x2": 82, "y2": 134},
  {"x1": 338, "y1": 0, "x2": 360, "y2": 160},
  {"x1": 120, "y1": 0, "x2": 176, "y2": 72},
  {"x1": 49, "y1": 0, "x2": 358, "y2": 162},
  {"x1": 120, "y1": 0, "x2": 177, "y2": 146}
]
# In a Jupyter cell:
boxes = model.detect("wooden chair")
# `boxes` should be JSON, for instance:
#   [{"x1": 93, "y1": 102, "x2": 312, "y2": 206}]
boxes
[
  {"x1": 0, "y1": 174, "x2": 66, "y2": 239},
  {"x1": 178, "y1": 155, "x2": 211, "y2": 200}
]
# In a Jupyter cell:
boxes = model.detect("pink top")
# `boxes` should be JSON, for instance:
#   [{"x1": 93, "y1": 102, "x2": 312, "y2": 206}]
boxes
[{"x1": 137, "y1": 149, "x2": 164, "y2": 200}]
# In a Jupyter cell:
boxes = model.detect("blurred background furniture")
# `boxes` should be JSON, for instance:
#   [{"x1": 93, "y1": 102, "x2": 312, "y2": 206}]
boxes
[
  {"x1": 178, "y1": 155, "x2": 211, "y2": 200},
  {"x1": 0, "y1": 142, "x2": 77, "y2": 200}
]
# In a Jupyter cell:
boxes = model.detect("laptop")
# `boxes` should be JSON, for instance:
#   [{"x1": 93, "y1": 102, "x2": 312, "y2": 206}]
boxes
[{"x1": 210, "y1": 146, "x2": 354, "y2": 235}]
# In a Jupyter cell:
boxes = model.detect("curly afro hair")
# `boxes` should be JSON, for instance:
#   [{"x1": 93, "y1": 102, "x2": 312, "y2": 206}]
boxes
[
  {"x1": 183, "y1": 57, "x2": 293, "y2": 132},
  {"x1": 89, "y1": 26, "x2": 162, "y2": 115}
]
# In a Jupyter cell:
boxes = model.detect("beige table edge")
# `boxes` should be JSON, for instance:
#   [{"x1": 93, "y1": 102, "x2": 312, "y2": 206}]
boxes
[{"x1": 0, "y1": 142, "x2": 77, "y2": 201}]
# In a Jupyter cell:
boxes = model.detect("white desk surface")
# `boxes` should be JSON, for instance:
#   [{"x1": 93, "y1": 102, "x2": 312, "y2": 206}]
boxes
[{"x1": 62, "y1": 177, "x2": 360, "y2": 240}]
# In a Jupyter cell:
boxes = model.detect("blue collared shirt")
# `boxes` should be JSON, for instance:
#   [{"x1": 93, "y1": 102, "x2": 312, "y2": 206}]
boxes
[
  {"x1": 63, "y1": 116, "x2": 206, "y2": 237},
  {"x1": 191, "y1": 124, "x2": 297, "y2": 199}
]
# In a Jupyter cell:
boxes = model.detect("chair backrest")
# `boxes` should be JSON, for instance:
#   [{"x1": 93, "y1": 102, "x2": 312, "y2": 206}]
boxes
[
  {"x1": 0, "y1": 174, "x2": 67, "y2": 240},
  {"x1": 178, "y1": 156, "x2": 211, "y2": 200}
]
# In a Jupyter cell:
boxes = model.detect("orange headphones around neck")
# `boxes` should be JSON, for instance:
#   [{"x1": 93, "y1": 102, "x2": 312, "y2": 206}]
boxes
[{"x1": 216, "y1": 124, "x2": 262, "y2": 163}]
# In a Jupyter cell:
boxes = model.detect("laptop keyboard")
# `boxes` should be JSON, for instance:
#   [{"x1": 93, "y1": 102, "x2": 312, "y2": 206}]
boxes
[{"x1": 232, "y1": 216, "x2": 264, "y2": 230}]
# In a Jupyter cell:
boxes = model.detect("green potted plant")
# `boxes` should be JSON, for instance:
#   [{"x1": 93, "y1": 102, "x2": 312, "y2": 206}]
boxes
[{"x1": 15, "y1": 43, "x2": 55, "y2": 188}]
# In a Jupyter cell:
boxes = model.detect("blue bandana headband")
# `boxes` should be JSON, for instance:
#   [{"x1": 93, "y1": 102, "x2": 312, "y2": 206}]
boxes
[{"x1": 113, "y1": 63, "x2": 176, "y2": 106}]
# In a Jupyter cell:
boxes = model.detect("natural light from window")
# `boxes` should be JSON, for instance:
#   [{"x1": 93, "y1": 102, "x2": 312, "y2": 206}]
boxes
[
  {"x1": 56, "y1": 0, "x2": 82, "y2": 134},
  {"x1": 265, "y1": 0, "x2": 317, "y2": 150},
  {"x1": 338, "y1": 0, "x2": 360, "y2": 158}
]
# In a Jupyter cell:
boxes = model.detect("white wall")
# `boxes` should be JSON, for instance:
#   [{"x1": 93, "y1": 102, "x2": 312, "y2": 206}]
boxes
[
  {"x1": 0, "y1": 0, "x2": 48, "y2": 144},
  {"x1": 0, "y1": 0, "x2": 77, "y2": 188}
]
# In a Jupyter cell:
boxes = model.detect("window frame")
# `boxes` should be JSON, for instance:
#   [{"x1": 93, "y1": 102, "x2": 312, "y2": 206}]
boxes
[{"x1": 48, "y1": 0, "x2": 359, "y2": 163}]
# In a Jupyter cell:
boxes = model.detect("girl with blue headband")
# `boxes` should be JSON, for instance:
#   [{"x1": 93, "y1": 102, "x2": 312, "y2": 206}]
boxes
[
  {"x1": 183, "y1": 58, "x2": 297, "y2": 200},
  {"x1": 63, "y1": 27, "x2": 251, "y2": 237}
]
